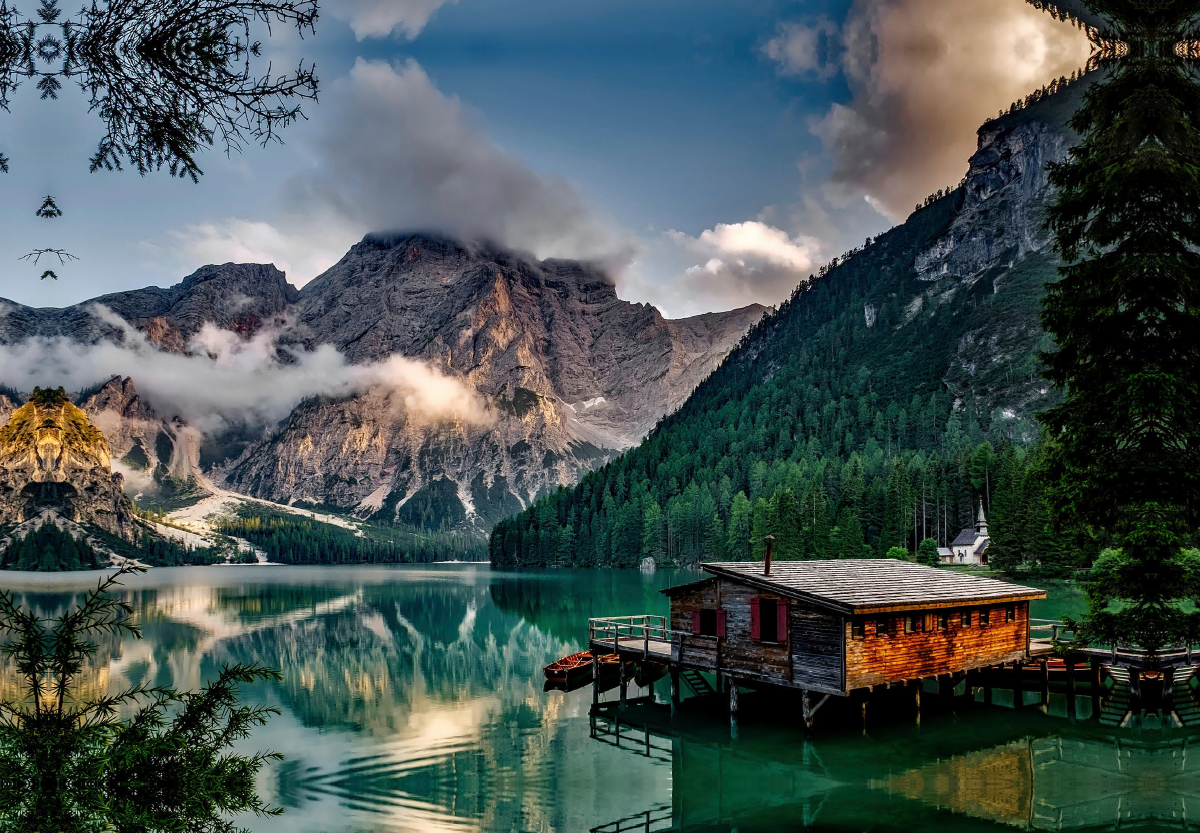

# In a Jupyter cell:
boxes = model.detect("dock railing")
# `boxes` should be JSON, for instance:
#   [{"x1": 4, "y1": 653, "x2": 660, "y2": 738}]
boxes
[
  {"x1": 1029, "y1": 618, "x2": 1198, "y2": 667},
  {"x1": 589, "y1": 615, "x2": 688, "y2": 659}
]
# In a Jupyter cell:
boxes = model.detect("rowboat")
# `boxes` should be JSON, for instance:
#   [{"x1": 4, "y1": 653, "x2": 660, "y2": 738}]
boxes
[{"x1": 544, "y1": 651, "x2": 594, "y2": 687}]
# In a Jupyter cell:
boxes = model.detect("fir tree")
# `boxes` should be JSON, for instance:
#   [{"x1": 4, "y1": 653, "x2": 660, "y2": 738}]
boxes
[{"x1": 1041, "y1": 1, "x2": 1200, "y2": 650}]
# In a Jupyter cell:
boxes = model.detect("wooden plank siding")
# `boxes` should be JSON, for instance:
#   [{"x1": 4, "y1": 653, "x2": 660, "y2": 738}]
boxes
[
  {"x1": 790, "y1": 604, "x2": 844, "y2": 694},
  {"x1": 660, "y1": 562, "x2": 1043, "y2": 699},
  {"x1": 845, "y1": 602, "x2": 1030, "y2": 690},
  {"x1": 668, "y1": 577, "x2": 721, "y2": 669},
  {"x1": 717, "y1": 582, "x2": 794, "y2": 687},
  {"x1": 667, "y1": 577, "x2": 845, "y2": 695}
]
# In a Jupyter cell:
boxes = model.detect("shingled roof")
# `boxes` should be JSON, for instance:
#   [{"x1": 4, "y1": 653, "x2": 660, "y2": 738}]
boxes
[
  {"x1": 693, "y1": 559, "x2": 1045, "y2": 614},
  {"x1": 950, "y1": 528, "x2": 984, "y2": 548}
]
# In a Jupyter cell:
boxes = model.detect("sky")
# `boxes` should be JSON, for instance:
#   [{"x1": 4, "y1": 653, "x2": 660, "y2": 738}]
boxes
[{"x1": 0, "y1": 0, "x2": 1092, "y2": 318}]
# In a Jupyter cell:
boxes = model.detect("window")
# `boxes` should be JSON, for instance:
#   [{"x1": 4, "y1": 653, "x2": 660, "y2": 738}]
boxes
[
  {"x1": 980, "y1": 608, "x2": 990, "y2": 626},
  {"x1": 751, "y1": 597, "x2": 786, "y2": 644},
  {"x1": 961, "y1": 610, "x2": 972, "y2": 628},
  {"x1": 1006, "y1": 604, "x2": 1016, "y2": 622},
  {"x1": 936, "y1": 612, "x2": 948, "y2": 630},
  {"x1": 691, "y1": 608, "x2": 726, "y2": 638},
  {"x1": 904, "y1": 615, "x2": 916, "y2": 634},
  {"x1": 852, "y1": 620, "x2": 865, "y2": 640}
]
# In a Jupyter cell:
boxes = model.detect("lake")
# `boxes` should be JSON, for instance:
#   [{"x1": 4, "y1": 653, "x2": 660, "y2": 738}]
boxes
[{"x1": 3, "y1": 564, "x2": 1189, "y2": 832}]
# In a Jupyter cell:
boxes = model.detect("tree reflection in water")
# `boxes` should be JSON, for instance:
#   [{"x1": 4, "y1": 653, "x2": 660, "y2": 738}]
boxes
[{"x1": 0, "y1": 567, "x2": 281, "y2": 833}]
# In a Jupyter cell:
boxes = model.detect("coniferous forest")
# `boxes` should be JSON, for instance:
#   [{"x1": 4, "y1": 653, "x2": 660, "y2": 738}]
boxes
[
  {"x1": 490, "y1": 176, "x2": 1096, "y2": 576},
  {"x1": 217, "y1": 506, "x2": 486, "y2": 564}
]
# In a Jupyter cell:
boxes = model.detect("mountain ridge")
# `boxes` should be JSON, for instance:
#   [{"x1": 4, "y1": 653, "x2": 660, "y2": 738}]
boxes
[{"x1": 0, "y1": 236, "x2": 765, "y2": 534}]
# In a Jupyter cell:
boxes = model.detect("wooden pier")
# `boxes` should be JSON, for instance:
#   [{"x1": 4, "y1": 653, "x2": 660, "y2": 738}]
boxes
[{"x1": 585, "y1": 559, "x2": 1198, "y2": 731}]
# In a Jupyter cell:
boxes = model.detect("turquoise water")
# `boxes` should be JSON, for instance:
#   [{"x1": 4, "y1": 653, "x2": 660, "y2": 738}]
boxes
[{"x1": 3, "y1": 565, "x2": 1188, "y2": 833}]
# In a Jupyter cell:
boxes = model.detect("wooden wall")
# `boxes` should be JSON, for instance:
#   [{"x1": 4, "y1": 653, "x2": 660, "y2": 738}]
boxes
[
  {"x1": 667, "y1": 577, "x2": 845, "y2": 695},
  {"x1": 669, "y1": 578, "x2": 720, "y2": 669},
  {"x1": 844, "y1": 603, "x2": 1029, "y2": 690}
]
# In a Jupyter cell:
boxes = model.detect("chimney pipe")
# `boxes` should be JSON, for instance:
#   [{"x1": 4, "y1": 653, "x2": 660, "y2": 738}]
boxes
[{"x1": 764, "y1": 535, "x2": 775, "y2": 576}]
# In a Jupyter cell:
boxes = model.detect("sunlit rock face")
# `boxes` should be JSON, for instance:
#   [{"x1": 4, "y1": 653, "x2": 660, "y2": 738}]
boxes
[
  {"x1": 0, "y1": 390, "x2": 136, "y2": 540},
  {"x1": 0, "y1": 237, "x2": 764, "y2": 532},
  {"x1": 223, "y1": 233, "x2": 766, "y2": 527}
]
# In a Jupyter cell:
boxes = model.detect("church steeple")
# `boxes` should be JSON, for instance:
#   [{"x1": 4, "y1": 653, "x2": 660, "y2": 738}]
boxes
[{"x1": 976, "y1": 498, "x2": 988, "y2": 536}]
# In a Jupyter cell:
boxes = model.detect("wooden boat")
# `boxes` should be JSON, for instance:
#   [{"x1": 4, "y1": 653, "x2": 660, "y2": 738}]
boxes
[{"x1": 544, "y1": 651, "x2": 595, "y2": 687}]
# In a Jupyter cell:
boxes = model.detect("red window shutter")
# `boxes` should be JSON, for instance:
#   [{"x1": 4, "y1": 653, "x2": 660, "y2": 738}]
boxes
[
  {"x1": 750, "y1": 598, "x2": 761, "y2": 641},
  {"x1": 716, "y1": 609, "x2": 727, "y2": 638},
  {"x1": 777, "y1": 601, "x2": 788, "y2": 643},
  {"x1": 692, "y1": 610, "x2": 701, "y2": 635}
]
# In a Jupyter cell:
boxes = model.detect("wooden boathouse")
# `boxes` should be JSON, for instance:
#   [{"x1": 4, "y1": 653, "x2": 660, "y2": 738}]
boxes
[{"x1": 589, "y1": 558, "x2": 1047, "y2": 728}]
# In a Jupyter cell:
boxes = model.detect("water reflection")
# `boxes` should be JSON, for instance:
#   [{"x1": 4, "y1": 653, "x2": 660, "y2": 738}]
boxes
[
  {"x1": 0, "y1": 565, "x2": 680, "y2": 833},
  {"x1": 591, "y1": 703, "x2": 1200, "y2": 832},
  {"x1": 0, "y1": 566, "x2": 1154, "y2": 833}
]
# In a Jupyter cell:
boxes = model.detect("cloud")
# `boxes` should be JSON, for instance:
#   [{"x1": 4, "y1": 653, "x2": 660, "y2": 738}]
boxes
[
  {"x1": 327, "y1": 0, "x2": 458, "y2": 40},
  {"x1": 170, "y1": 219, "x2": 346, "y2": 287},
  {"x1": 802, "y1": 0, "x2": 1092, "y2": 218},
  {"x1": 762, "y1": 19, "x2": 840, "y2": 78},
  {"x1": 172, "y1": 59, "x2": 632, "y2": 286},
  {"x1": 660, "y1": 221, "x2": 823, "y2": 312},
  {"x1": 0, "y1": 305, "x2": 492, "y2": 433}
]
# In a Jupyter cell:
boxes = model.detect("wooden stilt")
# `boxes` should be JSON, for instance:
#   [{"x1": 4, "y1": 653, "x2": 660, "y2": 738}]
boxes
[
  {"x1": 802, "y1": 688, "x2": 813, "y2": 733},
  {"x1": 861, "y1": 693, "x2": 869, "y2": 736},
  {"x1": 1066, "y1": 658, "x2": 1077, "y2": 721},
  {"x1": 939, "y1": 675, "x2": 953, "y2": 699},
  {"x1": 1040, "y1": 660, "x2": 1050, "y2": 711},
  {"x1": 619, "y1": 658, "x2": 628, "y2": 708},
  {"x1": 1013, "y1": 662, "x2": 1024, "y2": 709},
  {"x1": 592, "y1": 654, "x2": 600, "y2": 706},
  {"x1": 670, "y1": 668, "x2": 680, "y2": 716},
  {"x1": 1090, "y1": 658, "x2": 1102, "y2": 719},
  {"x1": 729, "y1": 676, "x2": 739, "y2": 740}
]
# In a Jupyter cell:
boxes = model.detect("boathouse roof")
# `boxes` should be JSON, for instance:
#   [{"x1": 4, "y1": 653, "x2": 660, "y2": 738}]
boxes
[{"x1": 665, "y1": 559, "x2": 1044, "y2": 615}]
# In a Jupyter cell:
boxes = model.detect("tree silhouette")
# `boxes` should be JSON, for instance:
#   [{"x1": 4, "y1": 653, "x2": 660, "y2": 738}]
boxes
[
  {"x1": 1041, "y1": 0, "x2": 1200, "y2": 652},
  {"x1": 34, "y1": 194, "x2": 60, "y2": 217},
  {"x1": 0, "y1": 566, "x2": 283, "y2": 831}
]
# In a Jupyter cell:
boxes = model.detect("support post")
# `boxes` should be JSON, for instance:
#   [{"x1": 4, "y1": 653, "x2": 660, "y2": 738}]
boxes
[
  {"x1": 1066, "y1": 658, "x2": 1077, "y2": 721},
  {"x1": 802, "y1": 688, "x2": 813, "y2": 733},
  {"x1": 912, "y1": 680, "x2": 921, "y2": 727},
  {"x1": 1013, "y1": 662, "x2": 1024, "y2": 709},
  {"x1": 860, "y1": 693, "x2": 869, "y2": 736},
  {"x1": 619, "y1": 659, "x2": 628, "y2": 709},
  {"x1": 1040, "y1": 660, "x2": 1050, "y2": 711},
  {"x1": 939, "y1": 675, "x2": 954, "y2": 700},
  {"x1": 729, "y1": 676, "x2": 739, "y2": 741},
  {"x1": 592, "y1": 654, "x2": 600, "y2": 707},
  {"x1": 670, "y1": 668, "x2": 680, "y2": 716},
  {"x1": 1090, "y1": 658, "x2": 1102, "y2": 720}
]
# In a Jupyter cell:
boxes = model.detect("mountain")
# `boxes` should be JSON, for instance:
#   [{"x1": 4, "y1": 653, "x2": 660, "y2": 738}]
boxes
[
  {"x1": 0, "y1": 237, "x2": 763, "y2": 533},
  {"x1": 0, "y1": 387, "x2": 136, "y2": 542},
  {"x1": 490, "y1": 83, "x2": 1091, "y2": 571}
]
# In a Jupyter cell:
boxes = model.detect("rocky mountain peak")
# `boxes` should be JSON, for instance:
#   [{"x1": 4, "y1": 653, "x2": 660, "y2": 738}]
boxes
[{"x1": 0, "y1": 387, "x2": 135, "y2": 540}]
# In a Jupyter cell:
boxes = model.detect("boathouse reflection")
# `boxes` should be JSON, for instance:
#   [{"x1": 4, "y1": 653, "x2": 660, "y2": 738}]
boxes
[{"x1": 589, "y1": 705, "x2": 1200, "y2": 832}]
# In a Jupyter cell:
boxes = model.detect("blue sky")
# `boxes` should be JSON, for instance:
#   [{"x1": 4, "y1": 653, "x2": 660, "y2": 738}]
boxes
[{"x1": 0, "y1": 0, "x2": 1090, "y2": 316}]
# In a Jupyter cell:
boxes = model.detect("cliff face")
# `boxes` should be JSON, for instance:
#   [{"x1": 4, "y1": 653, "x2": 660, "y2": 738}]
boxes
[
  {"x1": 907, "y1": 92, "x2": 1081, "y2": 428},
  {"x1": 226, "y1": 235, "x2": 764, "y2": 527},
  {"x1": 0, "y1": 240, "x2": 763, "y2": 531},
  {"x1": 0, "y1": 390, "x2": 136, "y2": 540},
  {"x1": 0, "y1": 263, "x2": 297, "y2": 349}
]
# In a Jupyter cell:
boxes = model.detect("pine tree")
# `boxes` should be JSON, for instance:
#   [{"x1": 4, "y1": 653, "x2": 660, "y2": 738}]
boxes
[{"x1": 1041, "y1": 2, "x2": 1200, "y2": 650}]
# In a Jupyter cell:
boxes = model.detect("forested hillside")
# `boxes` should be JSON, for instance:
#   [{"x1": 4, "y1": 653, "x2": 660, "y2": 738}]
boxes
[{"x1": 491, "y1": 90, "x2": 1094, "y2": 576}]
